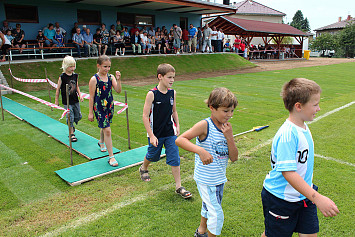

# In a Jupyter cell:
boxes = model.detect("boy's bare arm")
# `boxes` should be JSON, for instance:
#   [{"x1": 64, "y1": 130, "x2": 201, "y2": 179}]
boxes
[
  {"x1": 283, "y1": 171, "x2": 339, "y2": 217},
  {"x1": 175, "y1": 120, "x2": 213, "y2": 165},
  {"x1": 221, "y1": 122, "x2": 238, "y2": 162},
  {"x1": 54, "y1": 77, "x2": 62, "y2": 106},
  {"x1": 76, "y1": 77, "x2": 84, "y2": 102},
  {"x1": 111, "y1": 71, "x2": 122, "y2": 94},
  {"x1": 142, "y1": 91, "x2": 158, "y2": 146},
  {"x1": 172, "y1": 90, "x2": 180, "y2": 136},
  {"x1": 88, "y1": 77, "x2": 96, "y2": 122}
]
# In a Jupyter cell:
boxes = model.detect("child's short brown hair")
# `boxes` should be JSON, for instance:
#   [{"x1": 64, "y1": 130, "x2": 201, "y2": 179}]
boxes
[
  {"x1": 207, "y1": 87, "x2": 238, "y2": 109},
  {"x1": 282, "y1": 78, "x2": 321, "y2": 111},
  {"x1": 157, "y1": 63, "x2": 175, "y2": 78}
]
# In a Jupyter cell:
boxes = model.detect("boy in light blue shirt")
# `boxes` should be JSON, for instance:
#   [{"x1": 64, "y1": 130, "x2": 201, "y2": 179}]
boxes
[{"x1": 261, "y1": 78, "x2": 339, "y2": 237}]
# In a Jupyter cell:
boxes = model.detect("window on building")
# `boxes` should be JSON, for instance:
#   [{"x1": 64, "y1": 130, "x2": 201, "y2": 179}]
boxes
[
  {"x1": 117, "y1": 12, "x2": 135, "y2": 26},
  {"x1": 77, "y1": 9, "x2": 101, "y2": 25},
  {"x1": 4, "y1": 4, "x2": 38, "y2": 23},
  {"x1": 117, "y1": 12, "x2": 154, "y2": 26},
  {"x1": 135, "y1": 15, "x2": 154, "y2": 26}
]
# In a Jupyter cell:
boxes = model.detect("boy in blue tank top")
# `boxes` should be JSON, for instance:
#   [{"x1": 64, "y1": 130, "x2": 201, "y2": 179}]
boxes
[
  {"x1": 176, "y1": 87, "x2": 239, "y2": 237},
  {"x1": 261, "y1": 78, "x2": 339, "y2": 237},
  {"x1": 140, "y1": 63, "x2": 192, "y2": 199}
]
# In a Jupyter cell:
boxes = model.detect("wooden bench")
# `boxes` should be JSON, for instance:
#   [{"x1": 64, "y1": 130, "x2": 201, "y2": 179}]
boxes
[{"x1": 7, "y1": 45, "x2": 76, "y2": 61}]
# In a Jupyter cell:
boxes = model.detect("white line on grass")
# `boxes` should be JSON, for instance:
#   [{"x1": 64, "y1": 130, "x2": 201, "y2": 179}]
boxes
[
  {"x1": 315, "y1": 154, "x2": 355, "y2": 167},
  {"x1": 42, "y1": 101, "x2": 355, "y2": 236}
]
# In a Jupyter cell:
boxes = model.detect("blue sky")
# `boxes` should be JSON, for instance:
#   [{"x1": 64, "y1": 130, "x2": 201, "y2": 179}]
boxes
[{"x1": 213, "y1": 0, "x2": 354, "y2": 32}]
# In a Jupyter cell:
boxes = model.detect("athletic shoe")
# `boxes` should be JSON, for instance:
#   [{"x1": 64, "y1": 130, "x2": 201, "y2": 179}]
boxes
[{"x1": 194, "y1": 228, "x2": 208, "y2": 237}]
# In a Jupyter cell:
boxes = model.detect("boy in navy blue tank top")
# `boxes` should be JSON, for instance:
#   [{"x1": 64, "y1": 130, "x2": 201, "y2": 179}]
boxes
[
  {"x1": 176, "y1": 88, "x2": 239, "y2": 237},
  {"x1": 140, "y1": 63, "x2": 192, "y2": 199}
]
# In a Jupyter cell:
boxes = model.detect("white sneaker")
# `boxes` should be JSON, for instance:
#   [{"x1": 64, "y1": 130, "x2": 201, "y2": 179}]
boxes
[
  {"x1": 122, "y1": 53, "x2": 124, "y2": 56},
  {"x1": 176, "y1": 51, "x2": 180, "y2": 55},
  {"x1": 115, "y1": 53, "x2": 118, "y2": 56}
]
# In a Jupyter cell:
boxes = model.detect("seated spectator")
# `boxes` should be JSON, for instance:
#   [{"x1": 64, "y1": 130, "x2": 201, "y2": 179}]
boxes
[
  {"x1": 142, "y1": 26, "x2": 148, "y2": 34},
  {"x1": 130, "y1": 30, "x2": 141, "y2": 55},
  {"x1": 72, "y1": 27, "x2": 87, "y2": 57},
  {"x1": 81, "y1": 25, "x2": 87, "y2": 35},
  {"x1": 148, "y1": 26, "x2": 155, "y2": 37},
  {"x1": 140, "y1": 31, "x2": 151, "y2": 54},
  {"x1": 54, "y1": 22, "x2": 66, "y2": 41},
  {"x1": 168, "y1": 31, "x2": 174, "y2": 51},
  {"x1": 223, "y1": 39, "x2": 231, "y2": 52},
  {"x1": 130, "y1": 24, "x2": 139, "y2": 36},
  {"x1": 154, "y1": 31, "x2": 162, "y2": 54},
  {"x1": 2, "y1": 20, "x2": 12, "y2": 34},
  {"x1": 100, "y1": 24, "x2": 109, "y2": 55},
  {"x1": 55, "y1": 29, "x2": 65, "y2": 47},
  {"x1": 116, "y1": 20, "x2": 124, "y2": 35},
  {"x1": 44, "y1": 23, "x2": 58, "y2": 47},
  {"x1": 83, "y1": 28, "x2": 97, "y2": 57},
  {"x1": 0, "y1": 31, "x2": 11, "y2": 61},
  {"x1": 149, "y1": 35, "x2": 155, "y2": 53},
  {"x1": 113, "y1": 31, "x2": 125, "y2": 56},
  {"x1": 36, "y1": 30, "x2": 45, "y2": 49},
  {"x1": 123, "y1": 27, "x2": 130, "y2": 43},
  {"x1": 93, "y1": 28, "x2": 103, "y2": 56},
  {"x1": 162, "y1": 34, "x2": 171, "y2": 54},
  {"x1": 5, "y1": 30, "x2": 14, "y2": 47},
  {"x1": 109, "y1": 24, "x2": 116, "y2": 43},
  {"x1": 12, "y1": 23, "x2": 26, "y2": 53}
]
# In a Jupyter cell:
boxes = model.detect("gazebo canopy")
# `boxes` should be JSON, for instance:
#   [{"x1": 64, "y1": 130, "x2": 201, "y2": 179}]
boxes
[{"x1": 209, "y1": 16, "x2": 308, "y2": 37}]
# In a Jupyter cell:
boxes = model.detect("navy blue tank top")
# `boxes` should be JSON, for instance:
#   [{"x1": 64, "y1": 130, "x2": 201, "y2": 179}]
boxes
[{"x1": 149, "y1": 86, "x2": 176, "y2": 138}]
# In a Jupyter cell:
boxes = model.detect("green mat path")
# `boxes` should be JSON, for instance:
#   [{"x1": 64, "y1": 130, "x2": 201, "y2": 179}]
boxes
[
  {"x1": 1, "y1": 96, "x2": 120, "y2": 159},
  {"x1": 55, "y1": 145, "x2": 165, "y2": 186}
]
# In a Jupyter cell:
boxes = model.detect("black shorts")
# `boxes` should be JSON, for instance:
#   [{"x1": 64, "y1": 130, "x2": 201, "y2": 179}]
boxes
[{"x1": 261, "y1": 186, "x2": 319, "y2": 237}]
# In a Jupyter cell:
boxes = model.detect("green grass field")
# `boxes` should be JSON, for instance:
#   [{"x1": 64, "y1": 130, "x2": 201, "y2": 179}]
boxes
[{"x1": 0, "y1": 61, "x2": 354, "y2": 236}]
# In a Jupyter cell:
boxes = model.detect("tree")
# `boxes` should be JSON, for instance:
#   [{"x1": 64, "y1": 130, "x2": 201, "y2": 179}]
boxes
[
  {"x1": 336, "y1": 21, "x2": 355, "y2": 57},
  {"x1": 290, "y1": 10, "x2": 311, "y2": 32},
  {"x1": 309, "y1": 33, "x2": 336, "y2": 55}
]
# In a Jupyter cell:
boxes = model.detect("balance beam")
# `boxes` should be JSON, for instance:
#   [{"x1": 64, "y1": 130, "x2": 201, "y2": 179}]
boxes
[
  {"x1": 55, "y1": 145, "x2": 165, "y2": 186},
  {"x1": 1, "y1": 96, "x2": 120, "y2": 160}
]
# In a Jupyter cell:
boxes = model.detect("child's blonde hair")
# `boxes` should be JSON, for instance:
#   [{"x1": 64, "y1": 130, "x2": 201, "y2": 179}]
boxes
[
  {"x1": 97, "y1": 55, "x2": 111, "y2": 65},
  {"x1": 61, "y1": 56, "x2": 76, "y2": 72},
  {"x1": 157, "y1": 63, "x2": 175, "y2": 78},
  {"x1": 282, "y1": 78, "x2": 321, "y2": 112},
  {"x1": 207, "y1": 87, "x2": 238, "y2": 109}
]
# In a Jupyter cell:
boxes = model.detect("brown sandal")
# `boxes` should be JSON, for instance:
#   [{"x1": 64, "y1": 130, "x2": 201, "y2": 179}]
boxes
[
  {"x1": 176, "y1": 186, "x2": 192, "y2": 199},
  {"x1": 139, "y1": 165, "x2": 151, "y2": 182}
]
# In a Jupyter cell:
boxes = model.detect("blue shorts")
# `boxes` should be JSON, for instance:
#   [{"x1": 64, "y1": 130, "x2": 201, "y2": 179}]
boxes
[
  {"x1": 196, "y1": 182, "x2": 225, "y2": 235},
  {"x1": 146, "y1": 135, "x2": 180, "y2": 166},
  {"x1": 261, "y1": 185, "x2": 319, "y2": 237},
  {"x1": 64, "y1": 103, "x2": 82, "y2": 127}
]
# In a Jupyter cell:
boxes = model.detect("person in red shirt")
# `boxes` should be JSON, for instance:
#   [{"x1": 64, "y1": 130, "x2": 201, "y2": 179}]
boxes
[
  {"x1": 130, "y1": 24, "x2": 139, "y2": 37},
  {"x1": 234, "y1": 35, "x2": 241, "y2": 54},
  {"x1": 182, "y1": 28, "x2": 189, "y2": 53}
]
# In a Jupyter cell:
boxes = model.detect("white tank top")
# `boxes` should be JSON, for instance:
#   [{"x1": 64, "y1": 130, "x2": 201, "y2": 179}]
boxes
[{"x1": 0, "y1": 33, "x2": 11, "y2": 45}]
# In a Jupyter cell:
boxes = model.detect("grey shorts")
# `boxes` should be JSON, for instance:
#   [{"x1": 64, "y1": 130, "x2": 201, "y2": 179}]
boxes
[{"x1": 64, "y1": 102, "x2": 82, "y2": 127}]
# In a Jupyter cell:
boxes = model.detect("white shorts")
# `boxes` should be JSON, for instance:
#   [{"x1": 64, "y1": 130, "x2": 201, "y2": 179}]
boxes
[{"x1": 196, "y1": 182, "x2": 225, "y2": 235}]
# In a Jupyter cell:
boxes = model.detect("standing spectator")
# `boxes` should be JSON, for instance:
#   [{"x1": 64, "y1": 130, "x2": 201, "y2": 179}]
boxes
[
  {"x1": 100, "y1": 24, "x2": 109, "y2": 55},
  {"x1": 240, "y1": 40, "x2": 246, "y2": 58},
  {"x1": 55, "y1": 28, "x2": 65, "y2": 47},
  {"x1": 188, "y1": 24, "x2": 198, "y2": 53},
  {"x1": 93, "y1": 28, "x2": 103, "y2": 56},
  {"x1": 113, "y1": 31, "x2": 125, "y2": 56},
  {"x1": 116, "y1": 20, "x2": 124, "y2": 35},
  {"x1": 217, "y1": 28, "x2": 224, "y2": 52},
  {"x1": 197, "y1": 27, "x2": 203, "y2": 52},
  {"x1": 2, "y1": 20, "x2": 12, "y2": 34},
  {"x1": 36, "y1": 30, "x2": 45, "y2": 49},
  {"x1": 148, "y1": 26, "x2": 155, "y2": 37},
  {"x1": 210, "y1": 26, "x2": 218, "y2": 52},
  {"x1": 81, "y1": 25, "x2": 87, "y2": 36},
  {"x1": 83, "y1": 28, "x2": 97, "y2": 57},
  {"x1": 182, "y1": 28, "x2": 189, "y2": 53},
  {"x1": 0, "y1": 31, "x2": 11, "y2": 61},
  {"x1": 234, "y1": 35, "x2": 241, "y2": 54},
  {"x1": 5, "y1": 30, "x2": 14, "y2": 46},
  {"x1": 72, "y1": 27, "x2": 87, "y2": 57},
  {"x1": 202, "y1": 24, "x2": 212, "y2": 53},
  {"x1": 131, "y1": 30, "x2": 142, "y2": 55},
  {"x1": 130, "y1": 24, "x2": 139, "y2": 36},
  {"x1": 12, "y1": 23, "x2": 26, "y2": 53},
  {"x1": 171, "y1": 24, "x2": 182, "y2": 54},
  {"x1": 54, "y1": 22, "x2": 66, "y2": 41},
  {"x1": 71, "y1": 22, "x2": 79, "y2": 37},
  {"x1": 44, "y1": 23, "x2": 58, "y2": 47},
  {"x1": 140, "y1": 31, "x2": 151, "y2": 54}
]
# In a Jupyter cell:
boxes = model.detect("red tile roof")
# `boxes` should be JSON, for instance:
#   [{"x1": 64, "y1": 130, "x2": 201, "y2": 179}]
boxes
[
  {"x1": 210, "y1": 16, "x2": 308, "y2": 36},
  {"x1": 314, "y1": 17, "x2": 354, "y2": 31},
  {"x1": 233, "y1": 0, "x2": 285, "y2": 16}
]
